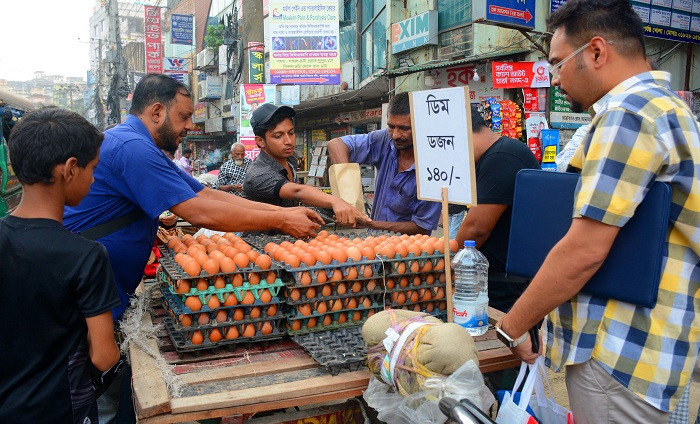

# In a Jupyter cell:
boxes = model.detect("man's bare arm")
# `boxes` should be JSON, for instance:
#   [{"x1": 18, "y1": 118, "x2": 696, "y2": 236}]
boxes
[
  {"x1": 455, "y1": 204, "x2": 508, "y2": 247},
  {"x1": 328, "y1": 138, "x2": 350, "y2": 164}
]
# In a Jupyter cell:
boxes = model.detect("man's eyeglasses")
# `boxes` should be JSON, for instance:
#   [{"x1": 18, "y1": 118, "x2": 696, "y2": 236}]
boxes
[{"x1": 548, "y1": 42, "x2": 589, "y2": 79}]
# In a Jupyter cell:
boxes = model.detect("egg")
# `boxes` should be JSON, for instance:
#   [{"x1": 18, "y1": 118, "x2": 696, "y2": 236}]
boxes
[
  {"x1": 298, "y1": 304, "x2": 312, "y2": 316},
  {"x1": 413, "y1": 275, "x2": 422, "y2": 286},
  {"x1": 248, "y1": 273, "x2": 261, "y2": 285},
  {"x1": 289, "y1": 288, "x2": 301, "y2": 301},
  {"x1": 266, "y1": 272, "x2": 277, "y2": 284},
  {"x1": 209, "y1": 250, "x2": 225, "y2": 263},
  {"x1": 316, "y1": 270, "x2": 328, "y2": 283},
  {"x1": 337, "y1": 313, "x2": 347, "y2": 324},
  {"x1": 316, "y1": 251, "x2": 333, "y2": 265},
  {"x1": 336, "y1": 283, "x2": 347, "y2": 294},
  {"x1": 399, "y1": 277, "x2": 409, "y2": 288},
  {"x1": 209, "y1": 328, "x2": 223, "y2": 343},
  {"x1": 409, "y1": 291, "x2": 419, "y2": 303},
  {"x1": 301, "y1": 252, "x2": 316, "y2": 267},
  {"x1": 260, "y1": 322, "x2": 273, "y2": 335},
  {"x1": 255, "y1": 254, "x2": 272, "y2": 270},
  {"x1": 350, "y1": 282, "x2": 362, "y2": 293},
  {"x1": 223, "y1": 293, "x2": 238, "y2": 306},
  {"x1": 195, "y1": 279, "x2": 208, "y2": 291},
  {"x1": 362, "y1": 265, "x2": 374, "y2": 278},
  {"x1": 321, "y1": 284, "x2": 332, "y2": 296},
  {"x1": 352, "y1": 311, "x2": 362, "y2": 321},
  {"x1": 216, "y1": 310, "x2": 228, "y2": 322},
  {"x1": 345, "y1": 267, "x2": 359, "y2": 280},
  {"x1": 410, "y1": 261, "x2": 420, "y2": 273},
  {"x1": 191, "y1": 330, "x2": 204, "y2": 345},
  {"x1": 237, "y1": 243, "x2": 252, "y2": 254},
  {"x1": 249, "y1": 307, "x2": 261, "y2": 318},
  {"x1": 366, "y1": 280, "x2": 377, "y2": 291},
  {"x1": 246, "y1": 250, "x2": 259, "y2": 263},
  {"x1": 434, "y1": 259, "x2": 445, "y2": 271},
  {"x1": 306, "y1": 287, "x2": 316, "y2": 299},
  {"x1": 219, "y1": 257, "x2": 236, "y2": 273},
  {"x1": 307, "y1": 317, "x2": 317, "y2": 328},
  {"x1": 225, "y1": 326, "x2": 239, "y2": 339},
  {"x1": 331, "y1": 299, "x2": 343, "y2": 311},
  {"x1": 434, "y1": 287, "x2": 445, "y2": 299},
  {"x1": 267, "y1": 305, "x2": 277, "y2": 316},
  {"x1": 174, "y1": 279, "x2": 191, "y2": 294},
  {"x1": 183, "y1": 259, "x2": 201, "y2": 277},
  {"x1": 185, "y1": 296, "x2": 202, "y2": 311},
  {"x1": 396, "y1": 262, "x2": 407, "y2": 274},
  {"x1": 285, "y1": 254, "x2": 301, "y2": 268},
  {"x1": 329, "y1": 269, "x2": 343, "y2": 282},
  {"x1": 205, "y1": 243, "x2": 219, "y2": 254},
  {"x1": 367, "y1": 310, "x2": 376, "y2": 318},
  {"x1": 241, "y1": 291, "x2": 256, "y2": 304},
  {"x1": 424, "y1": 274, "x2": 435, "y2": 285},
  {"x1": 385, "y1": 278, "x2": 396, "y2": 289},
  {"x1": 290, "y1": 320, "x2": 302, "y2": 331},
  {"x1": 420, "y1": 288, "x2": 432, "y2": 301},
  {"x1": 198, "y1": 313, "x2": 210, "y2": 325},
  {"x1": 231, "y1": 274, "x2": 244, "y2": 287},
  {"x1": 242, "y1": 324, "x2": 256, "y2": 338},
  {"x1": 394, "y1": 243, "x2": 409, "y2": 258},
  {"x1": 233, "y1": 308, "x2": 244, "y2": 320},
  {"x1": 421, "y1": 260, "x2": 433, "y2": 272},
  {"x1": 260, "y1": 289, "x2": 272, "y2": 303},
  {"x1": 179, "y1": 314, "x2": 193, "y2": 327},
  {"x1": 346, "y1": 246, "x2": 362, "y2": 262},
  {"x1": 202, "y1": 259, "x2": 219, "y2": 275},
  {"x1": 299, "y1": 272, "x2": 312, "y2": 286},
  {"x1": 449, "y1": 239, "x2": 459, "y2": 253},
  {"x1": 346, "y1": 298, "x2": 358, "y2": 309},
  {"x1": 224, "y1": 247, "x2": 240, "y2": 259},
  {"x1": 361, "y1": 298, "x2": 371, "y2": 308},
  {"x1": 233, "y1": 253, "x2": 250, "y2": 269},
  {"x1": 379, "y1": 245, "x2": 396, "y2": 259},
  {"x1": 316, "y1": 301, "x2": 328, "y2": 314},
  {"x1": 194, "y1": 252, "x2": 210, "y2": 267},
  {"x1": 331, "y1": 248, "x2": 348, "y2": 263}
]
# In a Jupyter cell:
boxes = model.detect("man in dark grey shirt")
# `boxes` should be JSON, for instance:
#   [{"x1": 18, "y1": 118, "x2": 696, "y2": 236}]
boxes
[{"x1": 242, "y1": 104, "x2": 369, "y2": 227}]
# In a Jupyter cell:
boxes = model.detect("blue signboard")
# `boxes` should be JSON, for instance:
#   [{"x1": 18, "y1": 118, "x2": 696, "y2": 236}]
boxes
[
  {"x1": 473, "y1": 0, "x2": 536, "y2": 30},
  {"x1": 171, "y1": 14, "x2": 193, "y2": 45}
]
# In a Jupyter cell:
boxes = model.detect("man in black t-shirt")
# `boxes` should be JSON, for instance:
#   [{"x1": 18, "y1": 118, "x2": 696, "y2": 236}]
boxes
[
  {"x1": 0, "y1": 108, "x2": 120, "y2": 423},
  {"x1": 455, "y1": 108, "x2": 540, "y2": 313}
]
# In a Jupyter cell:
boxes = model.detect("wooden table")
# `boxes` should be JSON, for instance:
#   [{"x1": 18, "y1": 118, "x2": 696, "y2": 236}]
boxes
[{"x1": 131, "y1": 302, "x2": 518, "y2": 423}]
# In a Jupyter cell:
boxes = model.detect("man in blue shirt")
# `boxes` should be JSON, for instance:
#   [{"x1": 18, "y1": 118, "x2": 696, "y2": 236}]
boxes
[
  {"x1": 328, "y1": 92, "x2": 441, "y2": 234},
  {"x1": 64, "y1": 74, "x2": 322, "y2": 422}
]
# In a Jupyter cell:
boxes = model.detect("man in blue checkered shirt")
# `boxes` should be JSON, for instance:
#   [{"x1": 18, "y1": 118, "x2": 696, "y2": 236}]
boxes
[
  {"x1": 497, "y1": 1, "x2": 700, "y2": 422},
  {"x1": 216, "y1": 142, "x2": 251, "y2": 197}
]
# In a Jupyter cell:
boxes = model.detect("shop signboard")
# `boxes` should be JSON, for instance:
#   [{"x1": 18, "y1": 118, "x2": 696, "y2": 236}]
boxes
[
  {"x1": 193, "y1": 102, "x2": 207, "y2": 123},
  {"x1": 239, "y1": 84, "x2": 276, "y2": 137},
  {"x1": 473, "y1": 0, "x2": 536, "y2": 30},
  {"x1": 248, "y1": 42, "x2": 266, "y2": 83},
  {"x1": 549, "y1": 86, "x2": 591, "y2": 129},
  {"x1": 171, "y1": 14, "x2": 193, "y2": 45},
  {"x1": 163, "y1": 58, "x2": 189, "y2": 72},
  {"x1": 391, "y1": 11, "x2": 438, "y2": 54},
  {"x1": 239, "y1": 136, "x2": 261, "y2": 160},
  {"x1": 268, "y1": 0, "x2": 340, "y2": 84},
  {"x1": 410, "y1": 86, "x2": 476, "y2": 205},
  {"x1": 492, "y1": 61, "x2": 550, "y2": 88},
  {"x1": 426, "y1": 65, "x2": 504, "y2": 104},
  {"x1": 144, "y1": 6, "x2": 162, "y2": 74}
]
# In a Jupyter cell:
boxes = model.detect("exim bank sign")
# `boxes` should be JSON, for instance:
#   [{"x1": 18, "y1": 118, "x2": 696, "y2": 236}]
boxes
[{"x1": 391, "y1": 11, "x2": 438, "y2": 54}]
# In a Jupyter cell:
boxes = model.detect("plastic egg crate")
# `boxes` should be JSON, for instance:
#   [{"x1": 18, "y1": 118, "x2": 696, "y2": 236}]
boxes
[
  {"x1": 161, "y1": 285, "x2": 283, "y2": 330},
  {"x1": 241, "y1": 233, "x2": 297, "y2": 251},
  {"x1": 381, "y1": 271, "x2": 446, "y2": 291},
  {"x1": 291, "y1": 327, "x2": 367, "y2": 375},
  {"x1": 284, "y1": 278, "x2": 383, "y2": 303},
  {"x1": 379, "y1": 252, "x2": 448, "y2": 277},
  {"x1": 282, "y1": 258, "x2": 383, "y2": 288},
  {"x1": 158, "y1": 267, "x2": 282, "y2": 299},
  {"x1": 286, "y1": 306, "x2": 382, "y2": 335},
  {"x1": 158, "y1": 245, "x2": 283, "y2": 282},
  {"x1": 162, "y1": 314, "x2": 285, "y2": 355}
]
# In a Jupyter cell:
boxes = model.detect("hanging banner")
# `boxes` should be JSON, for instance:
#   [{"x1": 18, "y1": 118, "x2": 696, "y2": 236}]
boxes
[
  {"x1": 549, "y1": 86, "x2": 592, "y2": 129},
  {"x1": 171, "y1": 14, "x2": 194, "y2": 45},
  {"x1": 492, "y1": 61, "x2": 550, "y2": 88},
  {"x1": 268, "y1": 0, "x2": 340, "y2": 84},
  {"x1": 248, "y1": 42, "x2": 266, "y2": 83},
  {"x1": 144, "y1": 6, "x2": 162, "y2": 74}
]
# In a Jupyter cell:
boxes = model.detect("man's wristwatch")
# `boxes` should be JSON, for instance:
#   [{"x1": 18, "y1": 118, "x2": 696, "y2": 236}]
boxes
[{"x1": 495, "y1": 321, "x2": 529, "y2": 348}]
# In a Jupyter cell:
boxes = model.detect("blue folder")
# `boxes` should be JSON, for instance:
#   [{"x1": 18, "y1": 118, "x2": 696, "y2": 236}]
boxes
[{"x1": 506, "y1": 169, "x2": 671, "y2": 308}]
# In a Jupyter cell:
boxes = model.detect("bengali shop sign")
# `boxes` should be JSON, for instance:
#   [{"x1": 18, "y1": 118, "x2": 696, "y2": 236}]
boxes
[
  {"x1": 473, "y1": 0, "x2": 536, "y2": 30},
  {"x1": 144, "y1": 6, "x2": 162, "y2": 74},
  {"x1": 425, "y1": 65, "x2": 504, "y2": 103},
  {"x1": 248, "y1": 42, "x2": 266, "y2": 83},
  {"x1": 549, "y1": 86, "x2": 591, "y2": 129},
  {"x1": 268, "y1": 0, "x2": 340, "y2": 84},
  {"x1": 492, "y1": 61, "x2": 550, "y2": 88},
  {"x1": 171, "y1": 14, "x2": 193, "y2": 45}
]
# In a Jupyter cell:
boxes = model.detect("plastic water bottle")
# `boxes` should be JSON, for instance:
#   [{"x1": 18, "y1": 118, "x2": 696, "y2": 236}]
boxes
[{"x1": 451, "y1": 240, "x2": 489, "y2": 336}]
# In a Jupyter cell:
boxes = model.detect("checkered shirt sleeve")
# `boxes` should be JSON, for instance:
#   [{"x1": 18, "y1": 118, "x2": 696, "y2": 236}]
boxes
[
  {"x1": 545, "y1": 72, "x2": 700, "y2": 412},
  {"x1": 216, "y1": 158, "x2": 251, "y2": 196}
]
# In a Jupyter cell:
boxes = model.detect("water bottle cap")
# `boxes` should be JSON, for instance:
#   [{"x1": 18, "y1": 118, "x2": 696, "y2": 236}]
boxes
[{"x1": 464, "y1": 240, "x2": 476, "y2": 247}]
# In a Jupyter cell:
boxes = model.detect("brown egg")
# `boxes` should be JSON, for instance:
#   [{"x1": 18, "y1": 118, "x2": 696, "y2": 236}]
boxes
[
  {"x1": 331, "y1": 248, "x2": 348, "y2": 263},
  {"x1": 266, "y1": 272, "x2": 277, "y2": 284},
  {"x1": 191, "y1": 330, "x2": 204, "y2": 345},
  {"x1": 213, "y1": 276, "x2": 226, "y2": 289},
  {"x1": 225, "y1": 326, "x2": 239, "y2": 339},
  {"x1": 434, "y1": 287, "x2": 445, "y2": 299},
  {"x1": 260, "y1": 289, "x2": 272, "y2": 303},
  {"x1": 409, "y1": 291, "x2": 419, "y2": 303},
  {"x1": 386, "y1": 278, "x2": 396, "y2": 289},
  {"x1": 209, "y1": 328, "x2": 223, "y2": 343},
  {"x1": 449, "y1": 239, "x2": 459, "y2": 253},
  {"x1": 219, "y1": 257, "x2": 236, "y2": 273},
  {"x1": 179, "y1": 314, "x2": 193, "y2": 327},
  {"x1": 202, "y1": 259, "x2": 219, "y2": 275},
  {"x1": 438, "y1": 272, "x2": 446, "y2": 283},
  {"x1": 290, "y1": 320, "x2": 302, "y2": 331},
  {"x1": 237, "y1": 243, "x2": 252, "y2": 254},
  {"x1": 352, "y1": 311, "x2": 362, "y2": 321},
  {"x1": 412, "y1": 275, "x2": 422, "y2": 286},
  {"x1": 174, "y1": 279, "x2": 191, "y2": 294},
  {"x1": 346, "y1": 298, "x2": 358, "y2": 309},
  {"x1": 298, "y1": 304, "x2": 312, "y2": 316},
  {"x1": 360, "y1": 246, "x2": 375, "y2": 260},
  {"x1": 361, "y1": 298, "x2": 371, "y2": 308},
  {"x1": 255, "y1": 254, "x2": 272, "y2": 270},
  {"x1": 198, "y1": 313, "x2": 210, "y2": 325},
  {"x1": 317, "y1": 301, "x2": 328, "y2": 314},
  {"x1": 285, "y1": 254, "x2": 301, "y2": 268},
  {"x1": 329, "y1": 269, "x2": 343, "y2": 282},
  {"x1": 223, "y1": 293, "x2": 238, "y2": 306},
  {"x1": 316, "y1": 270, "x2": 328, "y2": 283},
  {"x1": 168, "y1": 237, "x2": 180, "y2": 248},
  {"x1": 183, "y1": 260, "x2": 201, "y2": 277},
  {"x1": 394, "y1": 243, "x2": 409, "y2": 258},
  {"x1": 289, "y1": 288, "x2": 301, "y2": 301},
  {"x1": 350, "y1": 282, "x2": 362, "y2": 293},
  {"x1": 408, "y1": 243, "x2": 422, "y2": 257},
  {"x1": 249, "y1": 307, "x2": 261, "y2": 318},
  {"x1": 337, "y1": 313, "x2": 347, "y2": 324},
  {"x1": 322, "y1": 315, "x2": 333, "y2": 326},
  {"x1": 209, "y1": 250, "x2": 225, "y2": 263},
  {"x1": 300, "y1": 272, "x2": 312, "y2": 285},
  {"x1": 321, "y1": 284, "x2": 332, "y2": 296},
  {"x1": 410, "y1": 261, "x2": 420, "y2": 273},
  {"x1": 306, "y1": 287, "x2": 316, "y2": 299},
  {"x1": 391, "y1": 292, "x2": 406, "y2": 304},
  {"x1": 434, "y1": 239, "x2": 446, "y2": 254},
  {"x1": 231, "y1": 274, "x2": 244, "y2": 287},
  {"x1": 205, "y1": 243, "x2": 219, "y2": 254},
  {"x1": 424, "y1": 274, "x2": 435, "y2": 285},
  {"x1": 267, "y1": 305, "x2": 277, "y2": 316},
  {"x1": 195, "y1": 279, "x2": 208, "y2": 291},
  {"x1": 215, "y1": 310, "x2": 228, "y2": 322},
  {"x1": 241, "y1": 291, "x2": 255, "y2": 304},
  {"x1": 346, "y1": 267, "x2": 359, "y2": 280},
  {"x1": 207, "y1": 295, "x2": 221, "y2": 309},
  {"x1": 248, "y1": 273, "x2": 261, "y2": 285},
  {"x1": 421, "y1": 260, "x2": 433, "y2": 272},
  {"x1": 300, "y1": 252, "x2": 316, "y2": 267},
  {"x1": 316, "y1": 251, "x2": 333, "y2": 265},
  {"x1": 224, "y1": 247, "x2": 240, "y2": 259},
  {"x1": 246, "y1": 250, "x2": 259, "y2": 263},
  {"x1": 185, "y1": 296, "x2": 202, "y2": 311},
  {"x1": 366, "y1": 280, "x2": 377, "y2": 291},
  {"x1": 434, "y1": 259, "x2": 445, "y2": 271},
  {"x1": 233, "y1": 308, "x2": 244, "y2": 320},
  {"x1": 399, "y1": 277, "x2": 409, "y2": 288},
  {"x1": 421, "y1": 242, "x2": 436, "y2": 255},
  {"x1": 242, "y1": 324, "x2": 256, "y2": 338},
  {"x1": 336, "y1": 283, "x2": 347, "y2": 294},
  {"x1": 331, "y1": 299, "x2": 343, "y2": 311},
  {"x1": 346, "y1": 246, "x2": 362, "y2": 262},
  {"x1": 362, "y1": 265, "x2": 374, "y2": 278},
  {"x1": 233, "y1": 253, "x2": 250, "y2": 269},
  {"x1": 186, "y1": 245, "x2": 201, "y2": 257},
  {"x1": 367, "y1": 309, "x2": 376, "y2": 318},
  {"x1": 181, "y1": 234, "x2": 194, "y2": 245},
  {"x1": 307, "y1": 317, "x2": 317, "y2": 328},
  {"x1": 260, "y1": 322, "x2": 273, "y2": 335}
]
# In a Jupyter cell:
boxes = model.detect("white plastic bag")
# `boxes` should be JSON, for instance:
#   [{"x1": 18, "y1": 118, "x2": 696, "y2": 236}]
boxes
[{"x1": 363, "y1": 360, "x2": 495, "y2": 424}]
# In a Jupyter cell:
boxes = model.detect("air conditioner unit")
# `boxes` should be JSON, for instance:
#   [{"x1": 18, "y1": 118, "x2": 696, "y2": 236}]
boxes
[
  {"x1": 198, "y1": 76, "x2": 222, "y2": 100},
  {"x1": 196, "y1": 48, "x2": 216, "y2": 68}
]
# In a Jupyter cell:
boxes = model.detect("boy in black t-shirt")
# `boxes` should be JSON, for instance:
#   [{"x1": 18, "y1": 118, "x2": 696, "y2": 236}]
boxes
[{"x1": 0, "y1": 107, "x2": 121, "y2": 423}]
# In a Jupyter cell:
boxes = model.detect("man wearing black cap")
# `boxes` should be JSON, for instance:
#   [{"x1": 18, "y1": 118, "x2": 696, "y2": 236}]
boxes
[{"x1": 243, "y1": 103, "x2": 369, "y2": 227}]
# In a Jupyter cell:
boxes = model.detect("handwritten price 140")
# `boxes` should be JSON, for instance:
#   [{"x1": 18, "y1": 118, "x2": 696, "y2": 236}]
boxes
[{"x1": 426, "y1": 166, "x2": 459, "y2": 184}]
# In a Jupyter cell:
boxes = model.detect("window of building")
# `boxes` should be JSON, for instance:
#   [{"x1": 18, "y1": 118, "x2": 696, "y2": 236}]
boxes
[
  {"x1": 359, "y1": 0, "x2": 386, "y2": 80},
  {"x1": 438, "y1": 0, "x2": 472, "y2": 31},
  {"x1": 340, "y1": 0, "x2": 357, "y2": 63}
]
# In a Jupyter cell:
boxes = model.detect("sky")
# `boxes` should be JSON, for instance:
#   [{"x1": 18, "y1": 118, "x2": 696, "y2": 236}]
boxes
[{"x1": 0, "y1": 0, "x2": 95, "y2": 82}]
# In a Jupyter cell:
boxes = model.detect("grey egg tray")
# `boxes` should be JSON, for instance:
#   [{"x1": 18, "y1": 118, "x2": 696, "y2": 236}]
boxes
[{"x1": 291, "y1": 326, "x2": 367, "y2": 376}]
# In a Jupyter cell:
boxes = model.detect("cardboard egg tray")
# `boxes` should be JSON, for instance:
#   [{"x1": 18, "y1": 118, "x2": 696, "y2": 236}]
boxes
[
  {"x1": 284, "y1": 278, "x2": 383, "y2": 302},
  {"x1": 162, "y1": 315, "x2": 286, "y2": 356},
  {"x1": 285, "y1": 306, "x2": 382, "y2": 336},
  {"x1": 291, "y1": 327, "x2": 367, "y2": 376},
  {"x1": 158, "y1": 245, "x2": 284, "y2": 282},
  {"x1": 161, "y1": 285, "x2": 283, "y2": 330}
]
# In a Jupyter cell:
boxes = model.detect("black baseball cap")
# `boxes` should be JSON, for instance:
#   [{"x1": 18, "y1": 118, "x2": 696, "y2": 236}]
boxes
[{"x1": 250, "y1": 103, "x2": 296, "y2": 132}]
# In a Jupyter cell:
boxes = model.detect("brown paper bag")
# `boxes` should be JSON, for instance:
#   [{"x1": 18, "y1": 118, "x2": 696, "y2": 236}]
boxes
[{"x1": 328, "y1": 163, "x2": 366, "y2": 213}]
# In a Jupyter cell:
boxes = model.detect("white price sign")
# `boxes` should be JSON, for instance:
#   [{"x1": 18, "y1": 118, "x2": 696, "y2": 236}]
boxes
[{"x1": 410, "y1": 86, "x2": 476, "y2": 205}]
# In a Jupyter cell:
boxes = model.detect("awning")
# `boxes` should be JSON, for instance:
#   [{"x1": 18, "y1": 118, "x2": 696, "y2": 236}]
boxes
[{"x1": 384, "y1": 48, "x2": 533, "y2": 77}]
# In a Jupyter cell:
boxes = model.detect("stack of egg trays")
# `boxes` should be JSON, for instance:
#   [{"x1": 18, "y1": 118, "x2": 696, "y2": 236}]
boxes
[
  {"x1": 160, "y1": 285, "x2": 285, "y2": 355},
  {"x1": 380, "y1": 251, "x2": 448, "y2": 278},
  {"x1": 291, "y1": 327, "x2": 367, "y2": 375}
]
